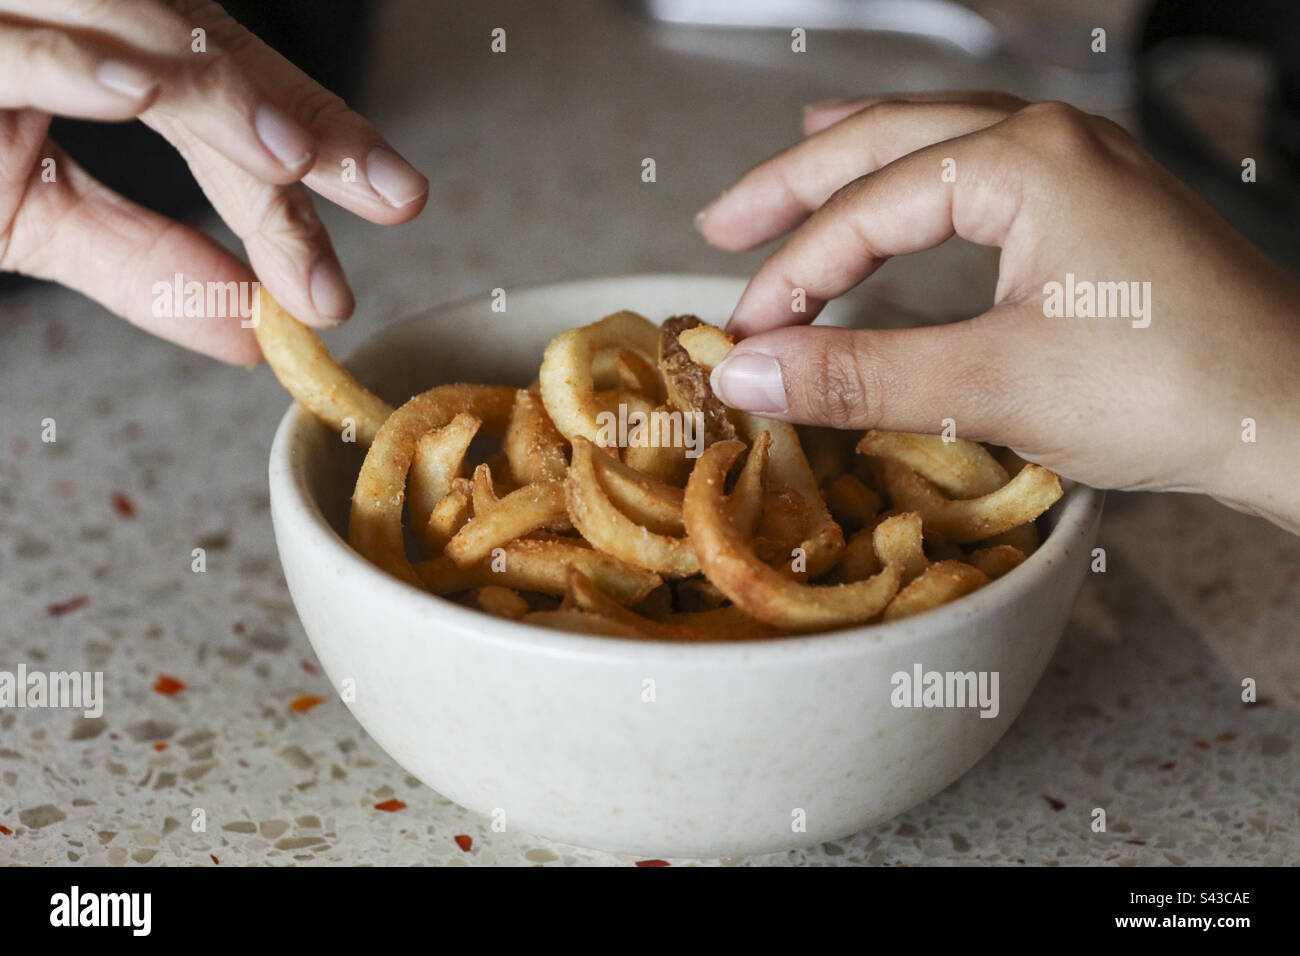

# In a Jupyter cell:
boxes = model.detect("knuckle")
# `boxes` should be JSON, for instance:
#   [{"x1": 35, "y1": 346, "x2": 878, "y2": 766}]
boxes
[
  {"x1": 1014, "y1": 100, "x2": 1100, "y2": 152},
  {"x1": 861, "y1": 98, "x2": 910, "y2": 125},
  {"x1": 186, "y1": 45, "x2": 237, "y2": 97},
  {"x1": 800, "y1": 340, "x2": 877, "y2": 429},
  {"x1": 248, "y1": 186, "x2": 324, "y2": 246},
  {"x1": 821, "y1": 175, "x2": 869, "y2": 217},
  {"x1": 291, "y1": 84, "x2": 351, "y2": 134},
  {"x1": 1090, "y1": 115, "x2": 1147, "y2": 163},
  {"x1": 980, "y1": 91, "x2": 1029, "y2": 111},
  {"x1": 22, "y1": 27, "x2": 76, "y2": 66}
]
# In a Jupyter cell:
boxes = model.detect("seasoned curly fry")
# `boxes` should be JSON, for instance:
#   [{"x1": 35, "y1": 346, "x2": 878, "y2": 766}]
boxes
[
  {"x1": 504, "y1": 389, "x2": 568, "y2": 485},
  {"x1": 423, "y1": 485, "x2": 472, "y2": 554},
  {"x1": 566, "y1": 436, "x2": 699, "y2": 577},
  {"x1": 613, "y1": 348, "x2": 667, "y2": 402},
  {"x1": 349, "y1": 385, "x2": 516, "y2": 587},
  {"x1": 257, "y1": 296, "x2": 1066, "y2": 640},
  {"x1": 858, "y1": 430, "x2": 1009, "y2": 499},
  {"x1": 587, "y1": 444, "x2": 685, "y2": 536},
  {"x1": 539, "y1": 310, "x2": 660, "y2": 445},
  {"x1": 409, "y1": 413, "x2": 480, "y2": 539},
  {"x1": 684, "y1": 440, "x2": 902, "y2": 631},
  {"x1": 825, "y1": 473, "x2": 883, "y2": 530},
  {"x1": 879, "y1": 459, "x2": 1062, "y2": 543},
  {"x1": 416, "y1": 538, "x2": 661, "y2": 605},
  {"x1": 726, "y1": 429, "x2": 770, "y2": 538},
  {"x1": 871, "y1": 512, "x2": 929, "y2": 584},
  {"x1": 883, "y1": 560, "x2": 989, "y2": 621},
  {"x1": 967, "y1": 544, "x2": 1027, "y2": 579},
  {"x1": 826, "y1": 528, "x2": 883, "y2": 584},
  {"x1": 565, "y1": 568, "x2": 783, "y2": 640},
  {"x1": 472, "y1": 585, "x2": 530, "y2": 620},
  {"x1": 445, "y1": 479, "x2": 567, "y2": 567},
  {"x1": 252, "y1": 287, "x2": 393, "y2": 444}
]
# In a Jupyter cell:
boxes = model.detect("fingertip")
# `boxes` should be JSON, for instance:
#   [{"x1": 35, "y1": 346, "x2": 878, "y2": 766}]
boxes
[
  {"x1": 703, "y1": 228, "x2": 756, "y2": 254},
  {"x1": 366, "y1": 146, "x2": 429, "y2": 211},
  {"x1": 800, "y1": 105, "x2": 830, "y2": 137},
  {"x1": 374, "y1": 184, "x2": 429, "y2": 225},
  {"x1": 253, "y1": 103, "x2": 318, "y2": 180},
  {"x1": 96, "y1": 58, "x2": 159, "y2": 99},
  {"x1": 695, "y1": 193, "x2": 759, "y2": 252},
  {"x1": 308, "y1": 257, "x2": 355, "y2": 324},
  {"x1": 801, "y1": 113, "x2": 837, "y2": 137},
  {"x1": 94, "y1": 58, "x2": 161, "y2": 117},
  {"x1": 709, "y1": 349, "x2": 789, "y2": 415},
  {"x1": 696, "y1": 206, "x2": 759, "y2": 253}
]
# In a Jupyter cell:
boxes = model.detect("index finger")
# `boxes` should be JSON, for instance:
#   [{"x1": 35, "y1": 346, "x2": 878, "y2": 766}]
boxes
[
  {"x1": 699, "y1": 101, "x2": 1013, "y2": 254},
  {"x1": 726, "y1": 126, "x2": 1026, "y2": 338},
  {"x1": 801, "y1": 91, "x2": 1028, "y2": 136}
]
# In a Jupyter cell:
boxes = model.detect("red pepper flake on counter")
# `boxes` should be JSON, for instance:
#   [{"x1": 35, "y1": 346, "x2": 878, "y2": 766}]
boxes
[
  {"x1": 374, "y1": 799, "x2": 406, "y2": 813},
  {"x1": 47, "y1": 595, "x2": 90, "y2": 617},
  {"x1": 0, "y1": 825, "x2": 12, "y2": 835},
  {"x1": 290, "y1": 694, "x2": 325, "y2": 713},
  {"x1": 232, "y1": 621, "x2": 246, "y2": 635},
  {"x1": 153, "y1": 742, "x2": 168, "y2": 752},
  {"x1": 1193, "y1": 740, "x2": 1210, "y2": 750},
  {"x1": 1158, "y1": 761, "x2": 1176, "y2": 770},
  {"x1": 210, "y1": 854, "x2": 220, "y2": 864},
  {"x1": 635, "y1": 859, "x2": 670, "y2": 867},
  {"x1": 1042, "y1": 795, "x2": 1066, "y2": 811},
  {"x1": 1218, "y1": 731, "x2": 1238, "y2": 742},
  {"x1": 111, "y1": 491, "x2": 136, "y2": 518},
  {"x1": 301, "y1": 660, "x2": 319, "y2": 674},
  {"x1": 1125, "y1": 840, "x2": 1148, "y2": 846},
  {"x1": 153, "y1": 675, "x2": 186, "y2": 696},
  {"x1": 454, "y1": 834, "x2": 472, "y2": 852}
]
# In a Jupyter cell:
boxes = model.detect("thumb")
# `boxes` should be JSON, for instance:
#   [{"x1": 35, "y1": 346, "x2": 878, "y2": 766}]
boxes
[{"x1": 709, "y1": 320, "x2": 1019, "y2": 440}]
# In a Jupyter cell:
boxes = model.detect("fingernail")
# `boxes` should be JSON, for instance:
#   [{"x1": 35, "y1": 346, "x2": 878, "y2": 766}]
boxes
[
  {"x1": 95, "y1": 59, "x2": 157, "y2": 100},
  {"x1": 694, "y1": 194, "x2": 722, "y2": 232},
  {"x1": 366, "y1": 146, "x2": 428, "y2": 207},
  {"x1": 254, "y1": 103, "x2": 315, "y2": 169},
  {"x1": 711, "y1": 353, "x2": 788, "y2": 414},
  {"x1": 309, "y1": 257, "x2": 354, "y2": 322}
]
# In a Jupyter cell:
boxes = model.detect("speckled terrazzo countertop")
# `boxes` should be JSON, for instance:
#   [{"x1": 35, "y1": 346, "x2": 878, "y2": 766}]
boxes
[{"x1": 1, "y1": 0, "x2": 1297, "y2": 866}]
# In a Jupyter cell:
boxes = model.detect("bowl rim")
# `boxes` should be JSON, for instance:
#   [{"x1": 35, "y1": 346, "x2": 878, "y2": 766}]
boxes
[{"x1": 268, "y1": 274, "x2": 1104, "y2": 665}]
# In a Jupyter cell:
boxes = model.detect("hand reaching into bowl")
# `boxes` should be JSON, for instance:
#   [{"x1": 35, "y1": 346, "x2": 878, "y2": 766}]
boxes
[
  {"x1": 698, "y1": 93, "x2": 1300, "y2": 536},
  {"x1": 0, "y1": 0, "x2": 428, "y2": 365}
]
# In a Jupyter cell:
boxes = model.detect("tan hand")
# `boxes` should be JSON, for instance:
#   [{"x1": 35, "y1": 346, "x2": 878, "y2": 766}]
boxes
[
  {"x1": 0, "y1": 0, "x2": 429, "y2": 365},
  {"x1": 698, "y1": 94, "x2": 1300, "y2": 534}
]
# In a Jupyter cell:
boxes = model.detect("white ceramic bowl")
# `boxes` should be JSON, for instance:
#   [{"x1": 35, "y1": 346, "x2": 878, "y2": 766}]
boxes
[{"x1": 268, "y1": 275, "x2": 1103, "y2": 858}]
